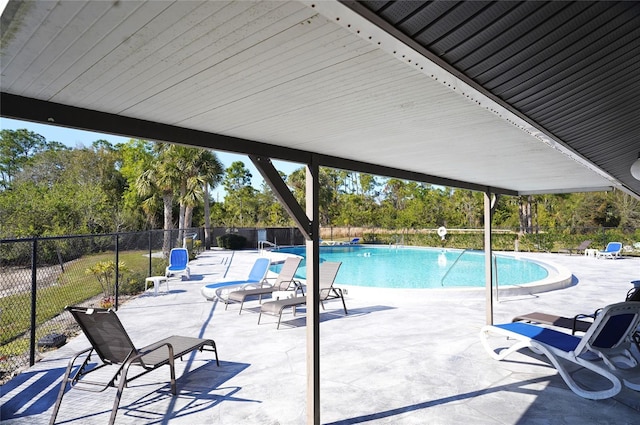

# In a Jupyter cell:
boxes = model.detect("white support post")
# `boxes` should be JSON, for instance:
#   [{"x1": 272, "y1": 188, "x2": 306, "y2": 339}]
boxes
[{"x1": 484, "y1": 191, "x2": 494, "y2": 325}]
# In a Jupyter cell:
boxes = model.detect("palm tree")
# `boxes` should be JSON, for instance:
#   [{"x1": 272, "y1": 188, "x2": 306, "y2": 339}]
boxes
[
  {"x1": 135, "y1": 144, "x2": 181, "y2": 255},
  {"x1": 135, "y1": 143, "x2": 223, "y2": 253},
  {"x1": 168, "y1": 146, "x2": 223, "y2": 247},
  {"x1": 194, "y1": 150, "x2": 223, "y2": 248}
]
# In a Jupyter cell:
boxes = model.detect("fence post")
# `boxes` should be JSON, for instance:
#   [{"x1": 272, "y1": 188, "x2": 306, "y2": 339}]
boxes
[
  {"x1": 29, "y1": 237, "x2": 37, "y2": 366},
  {"x1": 148, "y1": 229, "x2": 153, "y2": 276},
  {"x1": 115, "y1": 234, "x2": 119, "y2": 311}
]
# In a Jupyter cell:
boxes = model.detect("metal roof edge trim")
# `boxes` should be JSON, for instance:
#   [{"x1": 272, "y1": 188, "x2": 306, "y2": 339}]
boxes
[
  {"x1": 315, "y1": 0, "x2": 622, "y2": 188},
  {"x1": 519, "y1": 187, "x2": 614, "y2": 196}
]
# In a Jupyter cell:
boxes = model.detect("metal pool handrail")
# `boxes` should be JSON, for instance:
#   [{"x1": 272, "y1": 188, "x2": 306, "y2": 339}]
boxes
[{"x1": 440, "y1": 249, "x2": 499, "y2": 292}]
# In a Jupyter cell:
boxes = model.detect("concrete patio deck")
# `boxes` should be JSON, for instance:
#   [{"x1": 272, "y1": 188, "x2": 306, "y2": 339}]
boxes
[{"x1": 1, "y1": 248, "x2": 639, "y2": 424}]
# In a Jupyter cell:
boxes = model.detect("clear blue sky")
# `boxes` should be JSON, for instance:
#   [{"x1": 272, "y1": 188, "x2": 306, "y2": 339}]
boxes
[{"x1": 0, "y1": 117, "x2": 303, "y2": 200}]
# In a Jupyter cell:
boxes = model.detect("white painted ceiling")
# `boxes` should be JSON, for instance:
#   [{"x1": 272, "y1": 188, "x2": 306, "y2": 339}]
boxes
[{"x1": 0, "y1": 0, "x2": 631, "y2": 196}]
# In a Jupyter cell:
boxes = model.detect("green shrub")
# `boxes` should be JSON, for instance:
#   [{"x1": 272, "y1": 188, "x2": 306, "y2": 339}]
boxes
[
  {"x1": 85, "y1": 260, "x2": 128, "y2": 299},
  {"x1": 217, "y1": 233, "x2": 247, "y2": 250},
  {"x1": 153, "y1": 261, "x2": 168, "y2": 277},
  {"x1": 119, "y1": 271, "x2": 146, "y2": 295}
]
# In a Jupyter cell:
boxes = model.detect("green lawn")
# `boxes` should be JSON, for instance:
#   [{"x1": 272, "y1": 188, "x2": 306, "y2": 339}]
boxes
[{"x1": 0, "y1": 250, "x2": 166, "y2": 356}]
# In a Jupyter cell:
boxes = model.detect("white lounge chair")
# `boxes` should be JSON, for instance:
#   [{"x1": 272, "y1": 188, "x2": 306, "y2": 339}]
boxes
[
  {"x1": 480, "y1": 301, "x2": 640, "y2": 400},
  {"x1": 596, "y1": 242, "x2": 622, "y2": 259},
  {"x1": 225, "y1": 256, "x2": 302, "y2": 314},
  {"x1": 258, "y1": 262, "x2": 345, "y2": 329}
]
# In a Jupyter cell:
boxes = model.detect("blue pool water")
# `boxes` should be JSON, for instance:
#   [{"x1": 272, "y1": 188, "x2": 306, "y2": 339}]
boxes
[{"x1": 271, "y1": 245, "x2": 548, "y2": 289}]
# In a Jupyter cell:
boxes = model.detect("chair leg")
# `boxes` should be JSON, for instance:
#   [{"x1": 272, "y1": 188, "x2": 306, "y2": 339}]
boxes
[
  {"x1": 168, "y1": 355, "x2": 176, "y2": 395},
  {"x1": 110, "y1": 373, "x2": 128, "y2": 425},
  {"x1": 50, "y1": 347, "x2": 93, "y2": 425},
  {"x1": 207, "y1": 340, "x2": 220, "y2": 366},
  {"x1": 277, "y1": 310, "x2": 283, "y2": 329},
  {"x1": 340, "y1": 295, "x2": 348, "y2": 314},
  {"x1": 338, "y1": 289, "x2": 348, "y2": 314},
  {"x1": 49, "y1": 364, "x2": 73, "y2": 424},
  {"x1": 224, "y1": 294, "x2": 234, "y2": 310}
]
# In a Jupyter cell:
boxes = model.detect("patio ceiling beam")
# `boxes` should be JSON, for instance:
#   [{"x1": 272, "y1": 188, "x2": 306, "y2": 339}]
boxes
[
  {"x1": 315, "y1": 154, "x2": 518, "y2": 197},
  {"x1": 1, "y1": 93, "x2": 518, "y2": 197},
  {"x1": 0, "y1": 93, "x2": 311, "y2": 164},
  {"x1": 250, "y1": 155, "x2": 312, "y2": 240}
]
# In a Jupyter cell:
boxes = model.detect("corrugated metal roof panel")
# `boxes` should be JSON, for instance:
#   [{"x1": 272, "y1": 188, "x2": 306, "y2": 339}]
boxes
[{"x1": 358, "y1": 0, "x2": 640, "y2": 196}]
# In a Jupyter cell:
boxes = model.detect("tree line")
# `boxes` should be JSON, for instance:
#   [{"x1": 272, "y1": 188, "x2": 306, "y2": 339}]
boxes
[{"x1": 2, "y1": 129, "x2": 640, "y2": 243}]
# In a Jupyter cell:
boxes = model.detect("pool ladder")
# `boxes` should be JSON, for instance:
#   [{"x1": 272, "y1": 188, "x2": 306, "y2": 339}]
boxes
[
  {"x1": 258, "y1": 240, "x2": 277, "y2": 254},
  {"x1": 440, "y1": 250, "x2": 499, "y2": 297},
  {"x1": 389, "y1": 234, "x2": 404, "y2": 249}
]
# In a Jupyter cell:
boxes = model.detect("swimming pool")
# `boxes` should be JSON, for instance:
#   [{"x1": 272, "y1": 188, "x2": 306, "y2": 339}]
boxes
[{"x1": 271, "y1": 245, "x2": 549, "y2": 289}]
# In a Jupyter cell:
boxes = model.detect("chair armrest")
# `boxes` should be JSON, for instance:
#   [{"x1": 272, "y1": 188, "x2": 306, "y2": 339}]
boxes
[
  {"x1": 137, "y1": 341, "x2": 175, "y2": 367},
  {"x1": 282, "y1": 279, "x2": 304, "y2": 293},
  {"x1": 139, "y1": 340, "x2": 172, "y2": 354},
  {"x1": 572, "y1": 312, "x2": 597, "y2": 335},
  {"x1": 294, "y1": 280, "x2": 305, "y2": 295},
  {"x1": 320, "y1": 287, "x2": 343, "y2": 300},
  {"x1": 261, "y1": 277, "x2": 276, "y2": 288}
]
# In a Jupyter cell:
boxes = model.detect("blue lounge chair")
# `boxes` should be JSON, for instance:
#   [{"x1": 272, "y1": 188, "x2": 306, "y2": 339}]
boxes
[
  {"x1": 481, "y1": 301, "x2": 640, "y2": 399},
  {"x1": 596, "y1": 242, "x2": 622, "y2": 259},
  {"x1": 165, "y1": 248, "x2": 190, "y2": 279},
  {"x1": 200, "y1": 257, "x2": 271, "y2": 301}
]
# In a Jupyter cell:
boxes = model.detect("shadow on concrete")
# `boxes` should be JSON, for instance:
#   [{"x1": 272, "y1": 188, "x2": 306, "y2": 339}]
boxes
[
  {"x1": 324, "y1": 376, "x2": 556, "y2": 425},
  {"x1": 265, "y1": 305, "x2": 396, "y2": 329}
]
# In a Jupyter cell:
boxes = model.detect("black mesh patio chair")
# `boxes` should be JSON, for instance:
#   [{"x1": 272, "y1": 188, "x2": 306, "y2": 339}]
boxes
[{"x1": 50, "y1": 306, "x2": 219, "y2": 425}]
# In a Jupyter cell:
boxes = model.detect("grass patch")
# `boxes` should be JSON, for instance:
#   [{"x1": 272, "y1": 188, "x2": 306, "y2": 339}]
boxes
[{"x1": 0, "y1": 250, "x2": 166, "y2": 350}]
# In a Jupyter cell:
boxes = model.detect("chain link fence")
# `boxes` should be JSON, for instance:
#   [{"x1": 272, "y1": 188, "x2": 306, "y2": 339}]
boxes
[
  {"x1": 0, "y1": 228, "x2": 204, "y2": 384},
  {"x1": 0, "y1": 226, "x2": 302, "y2": 384},
  {"x1": 3, "y1": 224, "x2": 633, "y2": 384}
]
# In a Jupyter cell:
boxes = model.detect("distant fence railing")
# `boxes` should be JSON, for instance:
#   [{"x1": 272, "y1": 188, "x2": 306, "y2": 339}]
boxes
[{"x1": 325, "y1": 226, "x2": 640, "y2": 254}]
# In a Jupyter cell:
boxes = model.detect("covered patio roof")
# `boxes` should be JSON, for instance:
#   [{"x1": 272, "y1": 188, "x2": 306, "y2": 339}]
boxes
[
  {"x1": 2, "y1": 0, "x2": 639, "y2": 198},
  {"x1": 2, "y1": 1, "x2": 640, "y2": 424}
]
